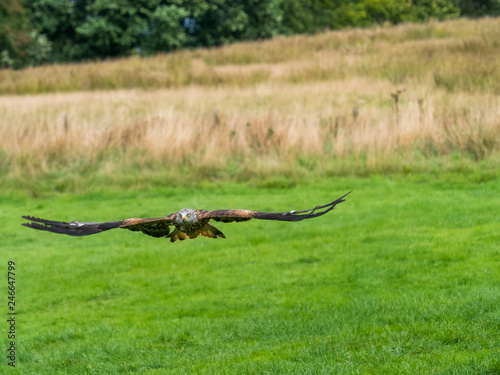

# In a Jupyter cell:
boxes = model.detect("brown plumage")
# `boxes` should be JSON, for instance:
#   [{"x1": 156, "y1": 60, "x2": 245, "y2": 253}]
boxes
[{"x1": 22, "y1": 192, "x2": 350, "y2": 243}]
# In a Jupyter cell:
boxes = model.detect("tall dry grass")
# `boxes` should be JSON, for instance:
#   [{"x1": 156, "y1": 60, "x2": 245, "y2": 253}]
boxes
[
  {"x1": 1, "y1": 81, "x2": 499, "y2": 183},
  {"x1": 1, "y1": 18, "x2": 499, "y2": 189}
]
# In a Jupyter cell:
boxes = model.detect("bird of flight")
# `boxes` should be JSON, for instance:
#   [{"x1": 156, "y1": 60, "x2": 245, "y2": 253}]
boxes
[{"x1": 22, "y1": 192, "x2": 350, "y2": 243}]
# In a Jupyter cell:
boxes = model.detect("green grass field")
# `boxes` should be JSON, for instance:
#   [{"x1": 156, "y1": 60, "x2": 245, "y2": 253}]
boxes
[{"x1": 2, "y1": 176, "x2": 499, "y2": 374}]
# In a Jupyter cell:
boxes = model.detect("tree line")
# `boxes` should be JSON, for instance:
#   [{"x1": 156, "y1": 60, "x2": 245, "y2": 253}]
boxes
[{"x1": 1, "y1": 0, "x2": 499, "y2": 69}]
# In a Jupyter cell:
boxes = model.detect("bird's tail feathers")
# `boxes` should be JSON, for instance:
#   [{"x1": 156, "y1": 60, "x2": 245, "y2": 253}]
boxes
[
  {"x1": 167, "y1": 223, "x2": 226, "y2": 243},
  {"x1": 167, "y1": 228, "x2": 189, "y2": 242},
  {"x1": 200, "y1": 223, "x2": 226, "y2": 239}
]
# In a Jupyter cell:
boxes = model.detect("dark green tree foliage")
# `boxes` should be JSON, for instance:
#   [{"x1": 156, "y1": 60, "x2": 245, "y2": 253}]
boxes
[
  {"x1": 26, "y1": 0, "x2": 282, "y2": 62},
  {"x1": 459, "y1": 0, "x2": 500, "y2": 16},
  {"x1": 143, "y1": 4, "x2": 190, "y2": 53},
  {"x1": 279, "y1": 0, "x2": 463, "y2": 34},
  {"x1": 75, "y1": 0, "x2": 152, "y2": 58},
  {"x1": 405, "y1": 0, "x2": 461, "y2": 21},
  {"x1": 0, "y1": 0, "x2": 31, "y2": 67},
  {"x1": 28, "y1": 0, "x2": 88, "y2": 61},
  {"x1": 4, "y1": 0, "x2": 500, "y2": 68},
  {"x1": 28, "y1": 0, "x2": 190, "y2": 61},
  {"x1": 279, "y1": 1, "x2": 315, "y2": 34},
  {"x1": 179, "y1": 0, "x2": 282, "y2": 47}
]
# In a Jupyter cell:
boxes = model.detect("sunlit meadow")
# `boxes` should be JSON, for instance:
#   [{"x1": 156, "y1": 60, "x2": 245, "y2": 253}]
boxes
[{"x1": 0, "y1": 18, "x2": 499, "y2": 192}]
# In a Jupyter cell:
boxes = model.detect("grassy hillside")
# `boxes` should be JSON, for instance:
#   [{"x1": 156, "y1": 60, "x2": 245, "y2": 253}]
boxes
[
  {"x1": 1, "y1": 18, "x2": 499, "y2": 95},
  {"x1": 1, "y1": 18, "x2": 500, "y2": 191},
  {"x1": 3, "y1": 178, "x2": 500, "y2": 374}
]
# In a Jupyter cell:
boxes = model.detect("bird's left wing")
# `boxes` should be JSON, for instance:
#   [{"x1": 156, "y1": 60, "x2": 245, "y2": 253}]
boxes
[
  {"x1": 22, "y1": 216, "x2": 174, "y2": 238},
  {"x1": 120, "y1": 217, "x2": 174, "y2": 238},
  {"x1": 198, "y1": 192, "x2": 351, "y2": 223}
]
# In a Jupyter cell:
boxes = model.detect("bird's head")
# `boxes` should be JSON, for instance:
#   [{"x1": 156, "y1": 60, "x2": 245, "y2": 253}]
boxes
[{"x1": 177, "y1": 209, "x2": 197, "y2": 223}]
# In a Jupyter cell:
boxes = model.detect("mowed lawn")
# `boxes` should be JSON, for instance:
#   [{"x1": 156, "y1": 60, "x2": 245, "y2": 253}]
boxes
[{"x1": 2, "y1": 176, "x2": 500, "y2": 374}]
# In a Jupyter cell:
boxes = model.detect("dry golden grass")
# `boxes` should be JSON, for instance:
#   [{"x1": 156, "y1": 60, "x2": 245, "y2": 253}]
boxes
[
  {"x1": 1, "y1": 18, "x2": 499, "y2": 94},
  {"x1": 1, "y1": 18, "x2": 499, "y2": 186},
  {"x1": 1, "y1": 81, "x2": 499, "y2": 180}
]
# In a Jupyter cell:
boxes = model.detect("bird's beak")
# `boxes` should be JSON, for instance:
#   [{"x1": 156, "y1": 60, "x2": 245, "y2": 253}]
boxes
[{"x1": 180, "y1": 213, "x2": 187, "y2": 221}]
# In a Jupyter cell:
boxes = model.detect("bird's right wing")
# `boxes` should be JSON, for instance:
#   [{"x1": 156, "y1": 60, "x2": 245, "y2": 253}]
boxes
[
  {"x1": 22, "y1": 216, "x2": 174, "y2": 238},
  {"x1": 22, "y1": 216, "x2": 125, "y2": 237}
]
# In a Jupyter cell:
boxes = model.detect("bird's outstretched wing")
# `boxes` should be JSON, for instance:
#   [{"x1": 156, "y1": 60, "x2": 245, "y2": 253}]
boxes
[
  {"x1": 21, "y1": 216, "x2": 174, "y2": 238},
  {"x1": 199, "y1": 192, "x2": 351, "y2": 223},
  {"x1": 120, "y1": 217, "x2": 174, "y2": 238}
]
